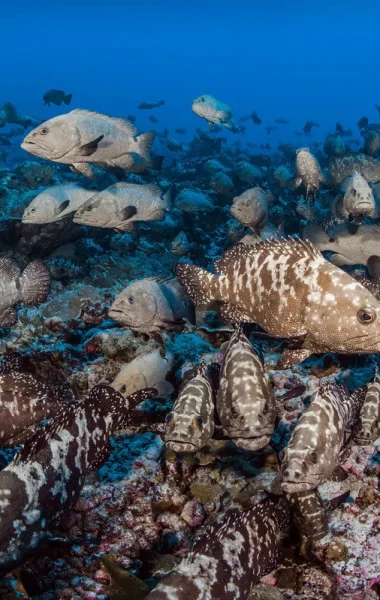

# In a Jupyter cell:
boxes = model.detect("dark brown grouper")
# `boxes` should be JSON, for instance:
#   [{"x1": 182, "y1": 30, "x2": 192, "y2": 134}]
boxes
[
  {"x1": 176, "y1": 237, "x2": 380, "y2": 368},
  {"x1": 146, "y1": 496, "x2": 290, "y2": 600},
  {"x1": 0, "y1": 384, "x2": 157, "y2": 576},
  {"x1": 286, "y1": 490, "x2": 328, "y2": 541},
  {"x1": 217, "y1": 326, "x2": 276, "y2": 450}
]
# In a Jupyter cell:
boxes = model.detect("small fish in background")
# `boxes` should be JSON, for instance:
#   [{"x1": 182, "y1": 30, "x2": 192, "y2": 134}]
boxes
[
  {"x1": 127, "y1": 114, "x2": 137, "y2": 123},
  {"x1": 335, "y1": 122, "x2": 352, "y2": 137},
  {"x1": 109, "y1": 278, "x2": 195, "y2": 333},
  {"x1": 273, "y1": 165, "x2": 293, "y2": 188},
  {"x1": 286, "y1": 490, "x2": 328, "y2": 541},
  {"x1": 0, "y1": 384, "x2": 157, "y2": 576},
  {"x1": 354, "y1": 370, "x2": 380, "y2": 444},
  {"x1": 238, "y1": 124, "x2": 247, "y2": 134},
  {"x1": 174, "y1": 128, "x2": 186, "y2": 135},
  {"x1": 332, "y1": 171, "x2": 377, "y2": 222},
  {"x1": 328, "y1": 153, "x2": 380, "y2": 185},
  {"x1": 21, "y1": 108, "x2": 156, "y2": 179},
  {"x1": 274, "y1": 119, "x2": 290, "y2": 124},
  {"x1": 149, "y1": 115, "x2": 159, "y2": 123},
  {"x1": 217, "y1": 326, "x2": 276, "y2": 451},
  {"x1": 251, "y1": 111, "x2": 262, "y2": 125},
  {"x1": 265, "y1": 126, "x2": 278, "y2": 135},
  {"x1": 22, "y1": 183, "x2": 95, "y2": 224},
  {"x1": 192, "y1": 94, "x2": 238, "y2": 132},
  {"x1": 74, "y1": 182, "x2": 171, "y2": 231},
  {"x1": 363, "y1": 130, "x2": 380, "y2": 157},
  {"x1": 230, "y1": 187, "x2": 268, "y2": 235},
  {"x1": 147, "y1": 496, "x2": 290, "y2": 599},
  {"x1": 294, "y1": 147, "x2": 325, "y2": 201},
  {"x1": 358, "y1": 115, "x2": 369, "y2": 131},
  {"x1": 303, "y1": 221, "x2": 380, "y2": 267},
  {"x1": 303, "y1": 121, "x2": 319, "y2": 135},
  {"x1": 280, "y1": 382, "x2": 366, "y2": 493},
  {"x1": 176, "y1": 237, "x2": 380, "y2": 368},
  {"x1": 0, "y1": 258, "x2": 51, "y2": 327},
  {"x1": 138, "y1": 100, "x2": 165, "y2": 109},
  {"x1": 111, "y1": 348, "x2": 174, "y2": 399},
  {"x1": 0, "y1": 102, "x2": 40, "y2": 130},
  {"x1": 375, "y1": 104, "x2": 380, "y2": 118},
  {"x1": 43, "y1": 89, "x2": 73, "y2": 107},
  {"x1": 165, "y1": 361, "x2": 214, "y2": 453},
  {"x1": 174, "y1": 188, "x2": 214, "y2": 213},
  {"x1": 165, "y1": 138, "x2": 184, "y2": 152}
]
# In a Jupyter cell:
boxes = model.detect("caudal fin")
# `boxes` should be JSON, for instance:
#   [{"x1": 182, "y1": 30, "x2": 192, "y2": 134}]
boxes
[
  {"x1": 19, "y1": 260, "x2": 51, "y2": 305},
  {"x1": 64, "y1": 93, "x2": 73, "y2": 105},
  {"x1": 136, "y1": 131, "x2": 156, "y2": 161},
  {"x1": 175, "y1": 262, "x2": 219, "y2": 306}
]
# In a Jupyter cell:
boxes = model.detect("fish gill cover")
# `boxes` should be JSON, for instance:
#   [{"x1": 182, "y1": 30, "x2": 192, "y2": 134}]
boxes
[{"x1": 0, "y1": 0, "x2": 379, "y2": 598}]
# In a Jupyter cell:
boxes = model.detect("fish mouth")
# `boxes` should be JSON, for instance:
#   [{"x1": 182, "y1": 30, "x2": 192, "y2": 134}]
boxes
[
  {"x1": 166, "y1": 441, "x2": 199, "y2": 454},
  {"x1": 281, "y1": 479, "x2": 319, "y2": 493},
  {"x1": 232, "y1": 435, "x2": 271, "y2": 451},
  {"x1": 109, "y1": 309, "x2": 153, "y2": 330}
]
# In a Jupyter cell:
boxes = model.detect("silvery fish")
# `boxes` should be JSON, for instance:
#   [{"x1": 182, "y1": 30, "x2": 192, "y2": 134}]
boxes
[
  {"x1": 0, "y1": 258, "x2": 51, "y2": 327},
  {"x1": 165, "y1": 361, "x2": 214, "y2": 453},
  {"x1": 174, "y1": 188, "x2": 214, "y2": 213},
  {"x1": 192, "y1": 95, "x2": 238, "y2": 133},
  {"x1": 286, "y1": 490, "x2": 328, "y2": 541},
  {"x1": 304, "y1": 221, "x2": 380, "y2": 267},
  {"x1": 176, "y1": 237, "x2": 380, "y2": 368},
  {"x1": 332, "y1": 171, "x2": 377, "y2": 221},
  {"x1": 73, "y1": 182, "x2": 171, "y2": 231},
  {"x1": 217, "y1": 326, "x2": 276, "y2": 451},
  {"x1": 146, "y1": 496, "x2": 290, "y2": 600},
  {"x1": 109, "y1": 278, "x2": 195, "y2": 333},
  {"x1": 111, "y1": 348, "x2": 174, "y2": 399},
  {"x1": 21, "y1": 108, "x2": 156, "y2": 179},
  {"x1": 329, "y1": 153, "x2": 380, "y2": 185},
  {"x1": 22, "y1": 183, "x2": 95, "y2": 224},
  {"x1": 354, "y1": 370, "x2": 380, "y2": 444},
  {"x1": 294, "y1": 148, "x2": 325, "y2": 201},
  {"x1": 280, "y1": 382, "x2": 365, "y2": 493},
  {"x1": 230, "y1": 188, "x2": 268, "y2": 234},
  {"x1": 234, "y1": 161, "x2": 264, "y2": 185},
  {"x1": 0, "y1": 384, "x2": 157, "y2": 575}
]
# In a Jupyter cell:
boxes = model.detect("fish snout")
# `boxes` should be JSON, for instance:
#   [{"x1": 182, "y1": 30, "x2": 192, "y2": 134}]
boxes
[{"x1": 283, "y1": 468, "x2": 303, "y2": 480}]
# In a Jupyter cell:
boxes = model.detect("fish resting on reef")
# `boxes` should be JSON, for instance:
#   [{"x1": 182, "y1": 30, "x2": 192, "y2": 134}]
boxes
[{"x1": 175, "y1": 237, "x2": 380, "y2": 368}]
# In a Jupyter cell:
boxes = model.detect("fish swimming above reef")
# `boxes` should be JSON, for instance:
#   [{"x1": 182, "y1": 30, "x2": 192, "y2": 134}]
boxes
[
  {"x1": 0, "y1": 258, "x2": 51, "y2": 327},
  {"x1": 138, "y1": 100, "x2": 165, "y2": 109},
  {"x1": 174, "y1": 188, "x2": 214, "y2": 213},
  {"x1": 294, "y1": 147, "x2": 325, "y2": 201},
  {"x1": 332, "y1": 171, "x2": 377, "y2": 221},
  {"x1": 280, "y1": 382, "x2": 365, "y2": 493},
  {"x1": 251, "y1": 111, "x2": 262, "y2": 125},
  {"x1": 354, "y1": 370, "x2": 380, "y2": 444},
  {"x1": 303, "y1": 221, "x2": 380, "y2": 267},
  {"x1": 73, "y1": 182, "x2": 171, "y2": 231},
  {"x1": 147, "y1": 496, "x2": 290, "y2": 600},
  {"x1": 165, "y1": 361, "x2": 214, "y2": 453},
  {"x1": 303, "y1": 121, "x2": 319, "y2": 135},
  {"x1": 111, "y1": 348, "x2": 174, "y2": 399},
  {"x1": 43, "y1": 89, "x2": 72, "y2": 107},
  {"x1": 21, "y1": 108, "x2": 157, "y2": 179},
  {"x1": 0, "y1": 384, "x2": 157, "y2": 576},
  {"x1": 192, "y1": 95, "x2": 238, "y2": 132},
  {"x1": 217, "y1": 326, "x2": 276, "y2": 451},
  {"x1": 22, "y1": 183, "x2": 95, "y2": 224},
  {"x1": 109, "y1": 278, "x2": 195, "y2": 334},
  {"x1": 149, "y1": 115, "x2": 159, "y2": 123},
  {"x1": 230, "y1": 187, "x2": 268, "y2": 234},
  {"x1": 176, "y1": 237, "x2": 380, "y2": 368},
  {"x1": 328, "y1": 154, "x2": 380, "y2": 185}
]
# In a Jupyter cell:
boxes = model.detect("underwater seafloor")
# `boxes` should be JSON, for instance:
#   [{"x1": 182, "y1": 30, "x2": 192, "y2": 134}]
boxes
[{"x1": 0, "y1": 126, "x2": 379, "y2": 600}]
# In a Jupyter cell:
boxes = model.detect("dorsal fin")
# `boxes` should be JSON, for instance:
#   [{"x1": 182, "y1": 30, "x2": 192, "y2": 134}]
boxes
[
  {"x1": 108, "y1": 182, "x2": 161, "y2": 196},
  {"x1": 70, "y1": 109, "x2": 138, "y2": 137}
]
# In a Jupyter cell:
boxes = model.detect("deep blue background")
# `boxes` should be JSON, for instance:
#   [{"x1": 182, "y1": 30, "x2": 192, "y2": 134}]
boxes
[{"x1": 1, "y1": 0, "x2": 380, "y2": 146}]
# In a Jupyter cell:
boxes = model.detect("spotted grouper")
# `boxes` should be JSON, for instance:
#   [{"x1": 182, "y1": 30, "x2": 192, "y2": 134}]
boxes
[
  {"x1": 175, "y1": 237, "x2": 380, "y2": 368},
  {"x1": 146, "y1": 496, "x2": 290, "y2": 600}
]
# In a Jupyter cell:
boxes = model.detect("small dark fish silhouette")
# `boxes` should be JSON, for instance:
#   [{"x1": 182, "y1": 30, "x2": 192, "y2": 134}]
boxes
[
  {"x1": 251, "y1": 111, "x2": 262, "y2": 125},
  {"x1": 43, "y1": 89, "x2": 72, "y2": 107},
  {"x1": 303, "y1": 121, "x2": 319, "y2": 135},
  {"x1": 139, "y1": 101, "x2": 165, "y2": 109}
]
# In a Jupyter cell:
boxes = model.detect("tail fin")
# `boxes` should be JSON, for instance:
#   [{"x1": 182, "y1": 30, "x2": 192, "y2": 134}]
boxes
[
  {"x1": 19, "y1": 260, "x2": 51, "y2": 305},
  {"x1": 136, "y1": 131, "x2": 155, "y2": 160},
  {"x1": 175, "y1": 263, "x2": 219, "y2": 306},
  {"x1": 302, "y1": 223, "x2": 332, "y2": 251},
  {"x1": 64, "y1": 93, "x2": 73, "y2": 105}
]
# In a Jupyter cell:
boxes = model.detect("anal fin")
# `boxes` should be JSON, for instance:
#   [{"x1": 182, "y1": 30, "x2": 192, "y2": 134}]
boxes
[{"x1": 218, "y1": 302, "x2": 252, "y2": 324}]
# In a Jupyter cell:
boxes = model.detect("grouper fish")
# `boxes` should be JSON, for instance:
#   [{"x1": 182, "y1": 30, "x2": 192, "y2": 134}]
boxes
[
  {"x1": 146, "y1": 496, "x2": 290, "y2": 600},
  {"x1": 0, "y1": 384, "x2": 157, "y2": 575},
  {"x1": 176, "y1": 237, "x2": 380, "y2": 368}
]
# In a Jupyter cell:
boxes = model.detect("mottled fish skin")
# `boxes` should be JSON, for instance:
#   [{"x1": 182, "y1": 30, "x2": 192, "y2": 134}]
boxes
[
  {"x1": 295, "y1": 148, "x2": 324, "y2": 200},
  {"x1": 287, "y1": 489, "x2": 328, "y2": 541},
  {"x1": 192, "y1": 95, "x2": 238, "y2": 133},
  {"x1": 22, "y1": 183, "x2": 95, "y2": 224},
  {"x1": 230, "y1": 188, "x2": 268, "y2": 234},
  {"x1": 146, "y1": 496, "x2": 290, "y2": 600},
  {"x1": 0, "y1": 384, "x2": 157, "y2": 575},
  {"x1": 329, "y1": 154, "x2": 380, "y2": 185},
  {"x1": 280, "y1": 383, "x2": 366, "y2": 493},
  {"x1": 333, "y1": 171, "x2": 376, "y2": 221},
  {"x1": 165, "y1": 362, "x2": 214, "y2": 453},
  {"x1": 217, "y1": 326, "x2": 276, "y2": 451},
  {"x1": 176, "y1": 237, "x2": 380, "y2": 367},
  {"x1": 354, "y1": 371, "x2": 380, "y2": 444}
]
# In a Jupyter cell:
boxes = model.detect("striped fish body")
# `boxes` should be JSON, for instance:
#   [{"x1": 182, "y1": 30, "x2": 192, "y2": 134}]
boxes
[
  {"x1": 146, "y1": 497, "x2": 290, "y2": 600},
  {"x1": 165, "y1": 363, "x2": 214, "y2": 453},
  {"x1": 176, "y1": 238, "x2": 380, "y2": 367},
  {"x1": 354, "y1": 371, "x2": 380, "y2": 444},
  {"x1": 287, "y1": 490, "x2": 328, "y2": 541},
  {"x1": 280, "y1": 383, "x2": 365, "y2": 493},
  {"x1": 217, "y1": 327, "x2": 275, "y2": 451}
]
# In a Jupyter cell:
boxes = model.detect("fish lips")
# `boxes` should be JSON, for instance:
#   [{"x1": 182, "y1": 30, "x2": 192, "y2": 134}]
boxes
[
  {"x1": 166, "y1": 440, "x2": 199, "y2": 454},
  {"x1": 232, "y1": 434, "x2": 272, "y2": 451},
  {"x1": 280, "y1": 479, "x2": 320, "y2": 494}
]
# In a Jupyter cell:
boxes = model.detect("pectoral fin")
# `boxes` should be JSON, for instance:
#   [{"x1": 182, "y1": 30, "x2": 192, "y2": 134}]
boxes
[
  {"x1": 70, "y1": 163, "x2": 97, "y2": 179},
  {"x1": 118, "y1": 205, "x2": 137, "y2": 221},
  {"x1": 78, "y1": 134, "x2": 104, "y2": 157},
  {"x1": 276, "y1": 348, "x2": 312, "y2": 369}
]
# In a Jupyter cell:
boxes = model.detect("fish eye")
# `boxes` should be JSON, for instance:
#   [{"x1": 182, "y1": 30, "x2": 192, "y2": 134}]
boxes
[
  {"x1": 193, "y1": 416, "x2": 203, "y2": 429},
  {"x1": 262, "y1": 403, "x2": 269, "y2": 415},
  {"x1": 85, "y1": 205, "x2": 93, "y2": 212},
  {"x1": 231, "y1": 406, "x2": 239, "y2": 417},
  {"x1": 352, "y1": 188, "x2": 357, "y2": 196},
  {"x1": 40, "y1": 128, "x2": 48, "y2": 135},
  {"x1": 357, "y1": 307, "x2": 376, "y2": 324},
  {"x1": 165, "y1": 413, "x2": 174, "y2": 424},
  {"x1": 120, "y1": 384, "x2": 126, "y2": 393},
  {"x1": 31, "y1": 208, "x2": 36, "y2": 212},
  {"x1": 309, "y1": 450, "x2": 318, "y2": 464},
  {"x1": 128, "y1": 296, "x2": 133, "y2": 304}
]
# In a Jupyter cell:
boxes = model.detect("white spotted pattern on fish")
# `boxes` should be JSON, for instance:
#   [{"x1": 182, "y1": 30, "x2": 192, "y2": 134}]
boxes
[
  {"x1": 354, "y1": 370, "x2": 380, "y2": 444},
  {"x1": 287, "y1": 489, "x2": 328, "y2": 541}
]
